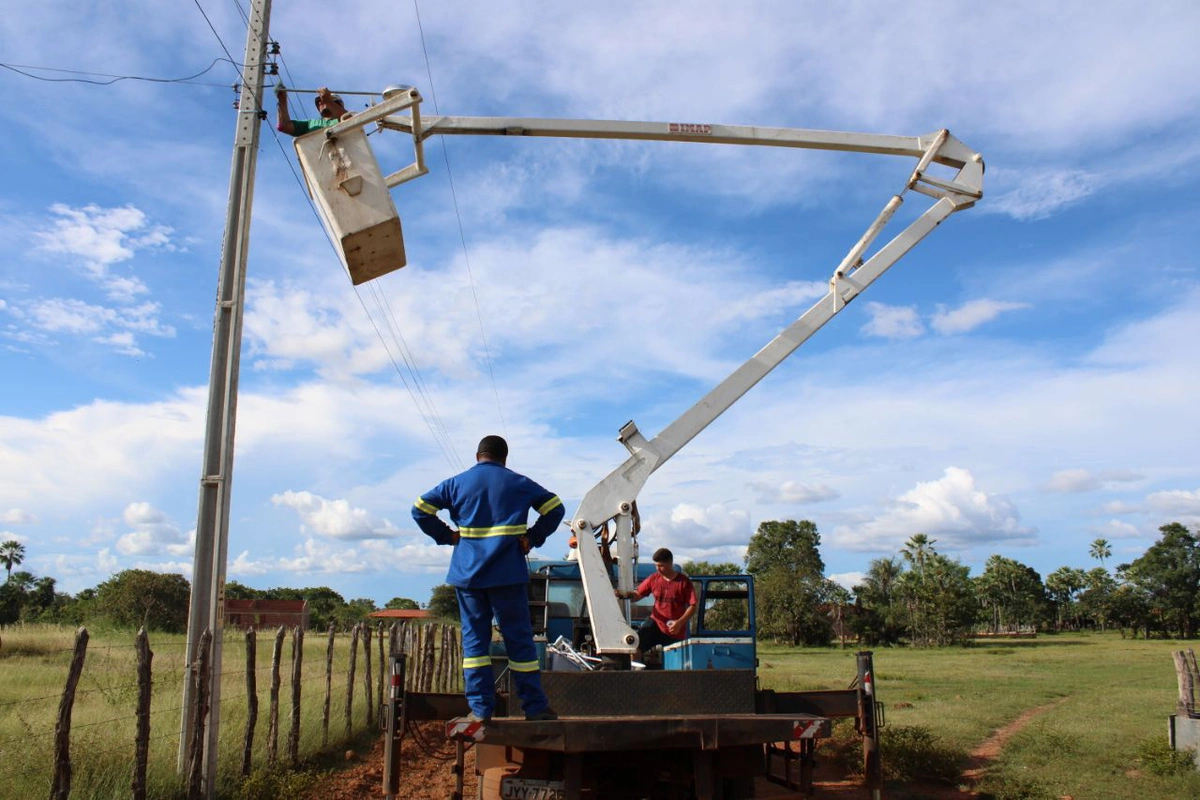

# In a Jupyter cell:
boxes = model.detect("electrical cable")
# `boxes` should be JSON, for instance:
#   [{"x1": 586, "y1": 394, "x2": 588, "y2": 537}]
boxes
[
  {"x1": 260, "y1": 94, "x2": 465, "y2": 472},
  {"x1": 412, "y1": 0, "x2": 509, "y2": 438},
  {"x1": 192, "y1": 0, "x2": 241, "y2": 75},
  {"x1": 189, "y1": 2, "x2": 463, "y2": 469},
  {"x1": 0, "y1": 58, "x2": 233, "y2": 87},
  {"x1": 267, "y1": 44, "x2": 463, "y2": 470}
]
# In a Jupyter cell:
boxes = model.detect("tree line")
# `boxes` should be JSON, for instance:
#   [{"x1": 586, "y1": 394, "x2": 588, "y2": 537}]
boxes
[
  {"x1": 4, "y1": 519, "x2": 1199, "y2": 642},
  {"x1": 0, "y1": 540, "x2": 421, "y2": 632},
  {"x1": 727, "y1": 520, "x2": 1200, "y2": 647}
]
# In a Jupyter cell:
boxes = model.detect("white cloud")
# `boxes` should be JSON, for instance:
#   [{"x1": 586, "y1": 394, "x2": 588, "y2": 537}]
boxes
[
  {"x1": 273, "y1": 537, "x2": 450, "y2": 575},
  {"x1": 1045, "y1": 468, "x2": 1145, "y2": 493},
  {"x1": 0, "y1": 390, "x2": 206, "y2": 515},
  {"x1": 988, "y1": 169, "x2": 1101, "y2": 221},
  {"x1": 861, "y1": 302, "x2": 923, "y2": 340},
  {"x1": 1093, "y1": 519, "x2": 1143, "y2": 540},
  {"x1": 115, "y1": 502, "x2": 191, "y2": 556},
  {"x1": 828, "y1": 571, "x2": 866, "y2": 591},
  {"x1": 133, "y1": 560, "x2": 192, "y2": 578},
  {"x1": 833, "y1": 467, "x2": 1036, "y2": 553},
  {"x1": 97, "y1": 548, "x2": 119, "y2": 574},
  {"x1": 272, "y1": 490, "x2": 402, "y2": 540},
  {"x1": 6, "y1": 297, "x2": 174, "y2": 356},
  {"x1": 1146, "y1": 489, "x2": 1200, "y2": 518},
  {"x1": 243, "y1": 226, "x2": 833, "y2": 387},
  {"x1": 748, "y1": 480, "x2": 839, "y2": 505},
  {"x1": 931, "y1": 300, "x2": 1030, "y2": 335},
  {"x1": 1101, "y1": 500, "x2": 1141, "y2": 516},
  {"x1": 649, "y1": 503, "x2": 753, "y2": 552},
  {"x1": 229, "y1": 550, "x2": 271, "y2": 577},
  {"x1": 0, "y1": 509, "x2": 35, "y2": 525},
  {"x1": 36, "y1": 203, "x2": 173, "y2": 301}
]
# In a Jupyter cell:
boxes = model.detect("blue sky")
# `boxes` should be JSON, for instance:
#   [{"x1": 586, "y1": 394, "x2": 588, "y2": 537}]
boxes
[{"x1": 2, "y1": 1, "x2": 1198, "y2": 606}]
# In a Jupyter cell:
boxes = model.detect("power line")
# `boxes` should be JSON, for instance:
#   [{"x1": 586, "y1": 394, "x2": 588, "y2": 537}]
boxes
[
  {"x1": 190, "y1": 0, "x2": 464, "y2": 469},
  {"x1": 269, "y1": 51, "x2": 463, "y2": 470},
  {"x1": 257, "y1": 78, "x2": 464, "y2": 472},
  {"x1": 192, "y1": 0, "x2": 240, "y2": 73},
  {"x1": 412, "y1": 0, "x2": 508, "y2": 439},
  {"x1": 0, "y1": 58, "x2": 233, "y2": 86}
]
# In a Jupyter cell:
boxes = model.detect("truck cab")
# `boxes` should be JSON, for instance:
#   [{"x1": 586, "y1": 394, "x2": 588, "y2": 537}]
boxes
[{"x1": 522, "y1": 559, "x2": 757, "y2": 673}]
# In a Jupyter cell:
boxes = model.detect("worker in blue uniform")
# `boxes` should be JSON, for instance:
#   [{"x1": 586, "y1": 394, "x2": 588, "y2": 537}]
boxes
[{"x1": 413, "y1": 435, "x2": 565, "y2": 723}]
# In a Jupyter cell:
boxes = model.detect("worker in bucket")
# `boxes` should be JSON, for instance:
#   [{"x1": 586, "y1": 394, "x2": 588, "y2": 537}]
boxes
[
  {"x1": 274, "y1": 84, "x2": 349, "y2": 136},
  {"x1": 616, "y1": 547, "x2": 698, "y2": 660},
  {"x1": 413, "y1": 435, "x2": 564, "y2": 723}
]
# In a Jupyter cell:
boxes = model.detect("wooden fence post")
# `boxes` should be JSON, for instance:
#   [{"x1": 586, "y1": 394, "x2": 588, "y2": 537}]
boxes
[
  {"x1": 346, "y1": 624, "x2": 360, "y2": 735},
  {"x1": 376, "y1": 622, "x2": 385, "y2": 718},
  {"x1": 1175, "y1": 650, "x2": 1193, "y2": 716},
  {"x1": 50, "y1": 626, "x2": 89, "y2": 800},
  {"x1": 242, "y1": 628, "x2": 257, "y2": 777},
  {"x1": 267, "y1": 626, "x2": 285, "y2": 766},
  {"x1": 132, "y1": 627, "x2": 152, "y2": 800},
  {"x1": 186, "y1": 629, "x2": 212, "y2": 800},
  {"x1": 362, "y1": 623, "x2": 374, "y2": 728},
  {"x1": 422, "y1": 624, "x2": 436, "y2": 692},
  {"x1": 441, "y1": 624, "x2": 453, "y2": 692},
  {"x1": 404, "y1": 624, "x2": 417, "y2": 691},
  {"x1": 323, "y1": 624, "x2": 334, "y2": 746},
  {"x1": 288, "y1": 626, "x2": 304, "y2": 765}
]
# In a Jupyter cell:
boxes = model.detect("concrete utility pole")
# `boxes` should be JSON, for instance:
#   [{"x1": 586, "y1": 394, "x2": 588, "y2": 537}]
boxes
[{"x1": 179, "y1": 0, "x2": 272, "y2": 794}]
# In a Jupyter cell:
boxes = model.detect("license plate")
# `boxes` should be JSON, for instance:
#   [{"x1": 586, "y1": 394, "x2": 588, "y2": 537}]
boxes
[{"x1": 500, "y1": 777, "x2": 566, "y2": 800}]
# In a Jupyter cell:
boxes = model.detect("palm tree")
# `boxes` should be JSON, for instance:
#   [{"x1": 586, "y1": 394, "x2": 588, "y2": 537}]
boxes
[
  {"x1": 901, "y1": 533, "x2": 937, "y2": 575},
  {"x1": 0, "y1": 540, "x2": 25, "y2": 582},
  {"x1": 1089, "y1": 538, "x2": 1112, "y2": 571}
]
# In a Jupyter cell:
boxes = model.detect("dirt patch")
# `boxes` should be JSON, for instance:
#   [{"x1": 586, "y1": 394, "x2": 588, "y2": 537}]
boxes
[
  {"x1": 960, "y1": 699, "x2": 1066, "y2": 786},
  {"x1": 300, "y1": 722, "x2": 477, "y2": 800}
]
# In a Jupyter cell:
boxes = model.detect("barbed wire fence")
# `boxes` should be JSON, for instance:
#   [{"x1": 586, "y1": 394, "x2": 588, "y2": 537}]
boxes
[{"x1": 0, "y1": 619, "x2": 462, "y2": 799}]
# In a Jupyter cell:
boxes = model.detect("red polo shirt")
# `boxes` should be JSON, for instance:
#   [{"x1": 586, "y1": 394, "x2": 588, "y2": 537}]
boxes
[{"x1": 636, "y1": 571, "x2": 697, "y2": 639}]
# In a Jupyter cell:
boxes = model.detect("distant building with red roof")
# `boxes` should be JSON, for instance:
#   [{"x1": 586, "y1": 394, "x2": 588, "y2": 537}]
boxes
[
  {"x1": 224, "y1": 599, "x2": 309, "y2": 630},
  {"x1": 368, "y1": 608, "x2": 431, "y2": 621}
]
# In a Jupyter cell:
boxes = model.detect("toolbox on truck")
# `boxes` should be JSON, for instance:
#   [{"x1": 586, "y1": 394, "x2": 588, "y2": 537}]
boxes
[{"x1": 663, "y1": 636, "x2": 756, "y2": 671}]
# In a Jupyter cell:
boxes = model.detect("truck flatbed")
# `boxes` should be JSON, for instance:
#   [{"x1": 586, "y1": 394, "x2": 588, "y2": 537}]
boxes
[{"x1": 447, "y1": 713, "x2": 831, "y2": 752}]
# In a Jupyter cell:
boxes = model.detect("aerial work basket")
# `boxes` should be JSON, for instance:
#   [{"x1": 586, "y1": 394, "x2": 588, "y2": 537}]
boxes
[{"x1": 294, "y1": 123, "x2": 406, "y2": 285}]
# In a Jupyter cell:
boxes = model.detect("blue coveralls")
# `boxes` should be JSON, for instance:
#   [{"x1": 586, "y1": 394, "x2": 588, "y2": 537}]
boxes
[{"x1": 413, "y1": 460, "x2": 565, "y2": 719}]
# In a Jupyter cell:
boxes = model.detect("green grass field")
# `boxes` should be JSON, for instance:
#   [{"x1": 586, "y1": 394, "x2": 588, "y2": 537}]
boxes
[
  {"x1": 4, "y1": 627, "x2": 1199, "y2": 799},
  {"x1": 0, "y1": 624, "x2": 392, "y2": 799},
  {"x1": 758, "y1": 633, "x2": 1200, "y2": 799}
]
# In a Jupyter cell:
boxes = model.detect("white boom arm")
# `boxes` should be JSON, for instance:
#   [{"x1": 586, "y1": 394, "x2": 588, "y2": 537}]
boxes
[{"x1": 313, "y1": 87, "x2": 984, "y2": 655}]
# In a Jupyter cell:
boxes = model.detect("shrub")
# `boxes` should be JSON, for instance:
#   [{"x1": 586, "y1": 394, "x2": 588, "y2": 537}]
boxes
[
  {"x1": 235, "y1": 766, "x2": 324, "y2": 800},
  {"x1": 1135, "y1": 736, "x2": 1196, "y2": 777},
  {"x1": 976, "y1": 770, "x2": 1056, "y2": 800},
  {"x1": 881, "y1": 725, "x2": 965, "y2": 785}
]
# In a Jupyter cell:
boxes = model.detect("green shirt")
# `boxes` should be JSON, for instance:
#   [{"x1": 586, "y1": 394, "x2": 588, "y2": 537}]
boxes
[{"x1": 291, "y1": 117, "x2": 339, "y2": 135}]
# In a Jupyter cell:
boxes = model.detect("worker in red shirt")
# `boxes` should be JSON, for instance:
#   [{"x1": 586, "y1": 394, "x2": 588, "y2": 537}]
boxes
[{"x1": 616, "y1": 547, "x2": 697, "y2": 658}]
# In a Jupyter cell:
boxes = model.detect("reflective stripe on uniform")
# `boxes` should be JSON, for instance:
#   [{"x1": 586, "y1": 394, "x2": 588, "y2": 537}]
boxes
[
  {"x1": 537, "y1": 496, "x2": 562, "y2": 516},
  {"x1": 458, "y1": 524, "x2": 526, "y2": 538},
  {"x1": 462, "y1": 655, "x2": 492, "y2": 670},
  {"x1": 414, "y1": 497, "x2": 441, "y2": 515},
  {"x1": 509, "y1": 659, "x2": 540, "y2": 673}
]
